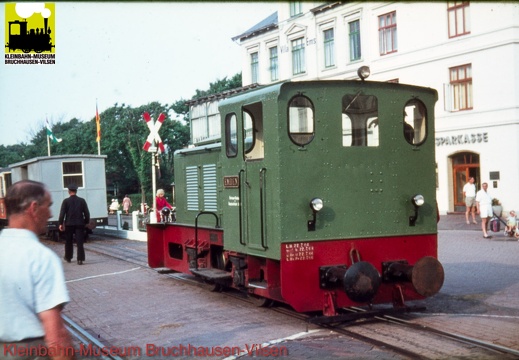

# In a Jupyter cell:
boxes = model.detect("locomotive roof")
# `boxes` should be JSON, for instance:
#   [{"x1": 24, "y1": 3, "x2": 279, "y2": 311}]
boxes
[{"x1": 218, "y1": 80, "x2": 438, "y2": 108}]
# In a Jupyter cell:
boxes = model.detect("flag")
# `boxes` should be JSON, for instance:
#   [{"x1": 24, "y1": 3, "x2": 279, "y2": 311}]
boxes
[
  {"x1": 46, "y1": 119, "x2": 62, "y2": 143},
  {"x1": 96, "y1": 103, "x2": 101, "y2": 142}
]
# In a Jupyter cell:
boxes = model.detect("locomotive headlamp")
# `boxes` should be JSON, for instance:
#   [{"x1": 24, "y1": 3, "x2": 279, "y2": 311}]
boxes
[
  {"x1": 308, "y1": 198, "x2": 324, "y2": 231},
  {"x1": 412, "y1": 194, "x2": 425, "y2": 207},
  {"x1": 409, "y1": 194, "x2": 425, "y2": 226},
  {"x1": 310, "y1": 198, "x2": 324, "y2": 212},
  {"x1": 357, "y1": 66, "x2": 371, "y2": 80}
]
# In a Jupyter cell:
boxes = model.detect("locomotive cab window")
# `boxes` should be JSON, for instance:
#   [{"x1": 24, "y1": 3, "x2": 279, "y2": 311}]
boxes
[
  {"x1": 288, "y1": 95, "x2": 315, "y2": 146},
  {"x1": 403, "y1": 99, "x2": 427, "y2": 145},
  {"x1": 342, "y1": 94, "x2": 379, "y2": 147},
  {"x1": 243, "y1": 102, "x2": 264, "y2": 160},
  {"x1": 225, "y1": 113, "x2": 238, "y2": 158}
]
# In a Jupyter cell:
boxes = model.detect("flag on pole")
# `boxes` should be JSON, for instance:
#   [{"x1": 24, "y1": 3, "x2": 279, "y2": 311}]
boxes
[
  {"x1": 96, "y1": 103, "x2": 101, "y2": 142},
  {"x1": 46, "y1": 119, "x2": 62, "y2": 143}
]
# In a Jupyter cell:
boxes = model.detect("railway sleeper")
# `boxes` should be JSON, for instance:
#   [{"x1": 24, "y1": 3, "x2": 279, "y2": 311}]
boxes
[{"x1": 308, "y1": 305, "x2": 426, "y2": 325}]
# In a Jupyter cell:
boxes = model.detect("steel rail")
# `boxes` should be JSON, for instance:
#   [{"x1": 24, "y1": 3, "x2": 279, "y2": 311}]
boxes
[
  {"x1": 347, "y1": 306, "x2": 519, "y2": 358},
  {"x1": 62, "y1": 314, "x2": 124, "y2": 360}
]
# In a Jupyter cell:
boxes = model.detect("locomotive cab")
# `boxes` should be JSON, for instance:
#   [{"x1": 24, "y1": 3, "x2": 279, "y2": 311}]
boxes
[{"x1": 148, "y1": 77, "x2": 444, "y2": 315}]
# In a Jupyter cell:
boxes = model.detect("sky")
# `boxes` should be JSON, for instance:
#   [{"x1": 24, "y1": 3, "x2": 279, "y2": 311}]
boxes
[{"x1": 0, "y1": 2, "x2": 279, "y2": 146}]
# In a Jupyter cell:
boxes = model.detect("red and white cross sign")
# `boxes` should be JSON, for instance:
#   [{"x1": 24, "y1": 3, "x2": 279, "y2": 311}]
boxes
[{"x1": 142, "y1": 112, "x2": 166, "y2": 153}]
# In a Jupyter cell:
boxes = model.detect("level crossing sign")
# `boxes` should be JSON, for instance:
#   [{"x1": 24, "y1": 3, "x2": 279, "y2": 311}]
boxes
[{"x1": 142, "y1": 112, "x2": 166, "y2": 153}]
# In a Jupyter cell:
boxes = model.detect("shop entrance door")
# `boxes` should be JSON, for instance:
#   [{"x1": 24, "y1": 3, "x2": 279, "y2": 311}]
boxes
[{"x1": 451, "y1": 152, "x2": 480, "y2": 212}]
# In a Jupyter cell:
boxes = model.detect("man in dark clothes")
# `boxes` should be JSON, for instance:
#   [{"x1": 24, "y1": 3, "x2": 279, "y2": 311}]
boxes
[{"x1": 59, "y1": 183, "x2": 90, "y2": 265}]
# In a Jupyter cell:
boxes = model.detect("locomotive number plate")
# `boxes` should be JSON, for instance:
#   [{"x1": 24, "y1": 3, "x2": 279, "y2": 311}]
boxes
[
  {"x1": 223, "y1": 176, "x2": 239, "y2": 188},
  {"x1": 285, "y1": 242, "x2": 314, "y2": 262}
]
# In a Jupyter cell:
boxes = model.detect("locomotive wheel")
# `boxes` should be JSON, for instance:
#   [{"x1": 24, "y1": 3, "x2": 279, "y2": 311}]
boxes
[
  {"x1": 22, "y1": 49, "x2": 31, "y2": 53},
  {"x1": 248, "y1": 294, "x2": 273, "y2": 308}
]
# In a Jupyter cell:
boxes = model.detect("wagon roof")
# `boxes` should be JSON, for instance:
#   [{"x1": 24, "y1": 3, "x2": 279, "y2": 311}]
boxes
[{"x1": 9, "y1": 154, "x2": 107, "y2": 168}]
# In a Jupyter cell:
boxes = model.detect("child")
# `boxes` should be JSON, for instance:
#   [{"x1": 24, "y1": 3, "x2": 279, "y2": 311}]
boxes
[{"x1": 505, "y1": 210, "x2": 518, "y2": 238}]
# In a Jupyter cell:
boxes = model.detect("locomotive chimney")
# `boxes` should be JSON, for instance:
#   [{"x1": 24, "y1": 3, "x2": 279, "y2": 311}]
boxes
[{"x1": 44, "y1": 18, "x2": 48, "y2": 34}]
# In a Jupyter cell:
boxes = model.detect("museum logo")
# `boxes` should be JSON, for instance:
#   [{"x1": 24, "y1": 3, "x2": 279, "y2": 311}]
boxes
[{"x1": 4, "y1": 3, "x2": 56, "y2": 65}]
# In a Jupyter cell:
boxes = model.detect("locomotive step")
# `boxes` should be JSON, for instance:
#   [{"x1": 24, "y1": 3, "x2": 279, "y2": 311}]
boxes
[{"x1": 189, "y1": 268, "x2": 232, "y2": 280}]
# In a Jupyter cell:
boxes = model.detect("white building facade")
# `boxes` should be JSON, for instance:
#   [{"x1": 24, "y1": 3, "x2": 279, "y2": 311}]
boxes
[{"x1": 232, "y1": 1, "x2": 519, "y2": 215}]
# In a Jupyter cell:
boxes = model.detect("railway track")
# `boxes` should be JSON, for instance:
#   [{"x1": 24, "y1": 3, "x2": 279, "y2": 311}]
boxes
[
  {"x1": 62, "y1": 314, "x2": 124, "y2": 360},
  {"x1": 80, "y1": 238, "x2": 519, "y2": 359}
]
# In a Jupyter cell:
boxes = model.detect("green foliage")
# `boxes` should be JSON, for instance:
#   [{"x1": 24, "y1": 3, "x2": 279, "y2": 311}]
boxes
[
  {"x1": 0, "y1": 144, "x2": 27, "y2": 167},
  {"x1": 193, "y1": 73, "x2": 242, "y2": 99}
]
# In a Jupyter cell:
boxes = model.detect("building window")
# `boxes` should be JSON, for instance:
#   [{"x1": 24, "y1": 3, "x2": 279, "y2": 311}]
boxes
[
  {"x1": 269, "y1": 46, "x2": 278, "y2": 81},
  {"x1": 250, "y1": 52, "x2": 259, "y2": 84},
  {"x1": 323, "y1": 28, "x2": 335, "y2": 68},
  {"x1": 378, "y1": 11, "x2": 397, "y2": 55},
  {"x1": 448, "y1": 1, "x2": 470, "y2": 38},
  {"x1": 291, "y1": 38, "x2": 305, "y2": 75},
  {"x1": 449, "y1": 64, "x2": 472, "y2": 111},
  {"x1": 290, "y1": 2, "x2": 302, "y2": 17},
  {"x1": 190, "y1": 101, "x2": 220, "y2": 144},
  {"x1": 349, "y1": 20, "x2": 361, "y2": 61}
]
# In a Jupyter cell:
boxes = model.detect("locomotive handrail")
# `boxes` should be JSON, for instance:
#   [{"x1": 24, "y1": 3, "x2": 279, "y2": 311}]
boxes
[
  {"x1": 194, "y1": 211, "x2": 220, "y2": 271},
  {"x1": 238, "y1": 170, "x2": 246, "y2": 245},
  {"x1": 259, "y1": 168, "x2": 268, "y2": 249},
  {"x1": 350, "y1": 248, "x2": 361, "y2": 264}
]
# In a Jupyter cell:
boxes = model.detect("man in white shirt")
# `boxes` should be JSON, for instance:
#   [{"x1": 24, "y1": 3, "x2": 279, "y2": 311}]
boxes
[
  {"x1": 476, "y1": 182, "x2": 493, "y2": 239},
  {"x1": 0, "y1": 180, "x2": 74, "y2": 360},
  {"x1": 463, "y1": 177, "x2": 477, "y2": 225}
]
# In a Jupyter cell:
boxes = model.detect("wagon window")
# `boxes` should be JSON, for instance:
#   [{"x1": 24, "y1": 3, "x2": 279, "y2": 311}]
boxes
[
  {"x1": 288, "y1": 95, "x2": 314, "y2": 146},
  {"x1": 342, "y1": 94, "x2": 379, "y2": 147},
  {"x1": 225, "y1": 113, "x2": 238, "y2": 158},
  {"x1": 62, "y1": 161, "x2": 84, "y2": 188},
  {"x1": 404, "y1": 99, "x2": 427, "y2": 145}
]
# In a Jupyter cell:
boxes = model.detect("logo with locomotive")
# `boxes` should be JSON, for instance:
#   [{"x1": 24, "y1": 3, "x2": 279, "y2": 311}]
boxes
[{"x1": 4, "y1": 3, "x2": 55, "y2": 65}]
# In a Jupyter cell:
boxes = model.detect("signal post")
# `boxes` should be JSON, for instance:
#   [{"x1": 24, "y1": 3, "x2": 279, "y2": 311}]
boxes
[{"x1": 142, "y1": 112, "x2": 166, "y2": 223}]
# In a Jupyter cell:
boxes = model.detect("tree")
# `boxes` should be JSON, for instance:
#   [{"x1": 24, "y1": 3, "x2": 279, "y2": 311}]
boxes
[
  {"x1": 0, "y1": 144, "x2": 27, "y2": 168},
  {"x1": 193, "y1": 73, "x2": 242, "y2": 98}
]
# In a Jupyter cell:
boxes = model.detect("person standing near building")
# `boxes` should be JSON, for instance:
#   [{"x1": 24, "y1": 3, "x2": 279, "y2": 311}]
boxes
[
  {"x1": 476, "y1": 182, "x2": 493, "y2": 239},
  {"x1": 122, "y1": 194, "x2": 132, "y2": 215},
  {"x1": 0, "y1": 180, "x2": 74, "y2": 359},
  {"x1": 463, "y1": 177, "x2": 477, "y2": 225},
  {"x1": 59, "y1": 183, "x2": 90, "y2": 265}
]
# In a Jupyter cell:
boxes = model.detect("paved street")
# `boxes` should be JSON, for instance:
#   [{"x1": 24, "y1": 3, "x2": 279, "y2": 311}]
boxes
[{"x1": 39, "y1": 214, "x2": 519, "y2": 359}]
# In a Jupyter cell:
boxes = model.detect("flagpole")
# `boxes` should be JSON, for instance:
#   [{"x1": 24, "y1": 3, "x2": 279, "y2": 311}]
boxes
[
  {"x1": 96, "y1": 100, "x2": 101, "y2": 155},
  {"x1": 47, "y1": 134, "x2": 50, "y2": 156}
]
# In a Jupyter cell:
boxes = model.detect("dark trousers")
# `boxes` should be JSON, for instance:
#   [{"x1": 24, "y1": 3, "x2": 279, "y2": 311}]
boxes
[{"x1": 64, "y1": 225, "x2": 85, "y2": 261}]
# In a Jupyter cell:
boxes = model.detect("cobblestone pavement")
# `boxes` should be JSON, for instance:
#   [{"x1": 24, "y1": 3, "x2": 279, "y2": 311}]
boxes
[{"x1": 37, "y1": 214, "x2": 519, "y2": 359}]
